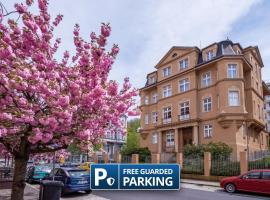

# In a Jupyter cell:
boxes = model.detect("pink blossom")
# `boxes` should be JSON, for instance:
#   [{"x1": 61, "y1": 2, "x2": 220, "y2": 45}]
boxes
[
  {"x1": 101, "y1": 23, "x2": 111, "y2": 37},
  {"x1": 14, "y1": 3, "x2": 27, "y2": 14}
]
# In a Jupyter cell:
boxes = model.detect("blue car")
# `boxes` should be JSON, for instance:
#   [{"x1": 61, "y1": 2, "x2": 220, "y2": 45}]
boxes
[
  {"x1": 26, "y1": 165, "x2": 52, "y2": 183},
  {"x1": 45, "y1": 167, "x2": 91, "y2": 195}
]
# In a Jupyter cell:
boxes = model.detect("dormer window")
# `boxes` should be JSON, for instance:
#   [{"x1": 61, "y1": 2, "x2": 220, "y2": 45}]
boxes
[
  {"x1": 206, "y1": 50, "x2": 214, "y2": 61},
  {"x1": 179, "y1": 58, "x2": 188, "y2": 70},
  {"x1": 148, "y1": 76, "x2": 156, "y2": 84},
  {"x1": 163, "y1": 67, "x2": 171, "y2": 77}
]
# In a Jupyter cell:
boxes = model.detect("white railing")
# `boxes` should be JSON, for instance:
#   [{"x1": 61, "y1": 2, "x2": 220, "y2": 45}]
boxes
[
  {"x1": 179, "y1": 114, "x2": 190, "y2": 121},
  {"x1": 163, "y1": 118, "x2": 172, "y2": 124}
]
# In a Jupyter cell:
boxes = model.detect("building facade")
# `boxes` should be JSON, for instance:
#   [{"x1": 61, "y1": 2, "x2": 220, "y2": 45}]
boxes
[
  {"x1": 102, "y1": 115, "x2": 128, "y2": 161},
  {"x1": 139, "y1": 40, "x2": 270, "y2": 160},
  {"x1": 264, "y1": 81, "x2": 270, "y2": 132}
]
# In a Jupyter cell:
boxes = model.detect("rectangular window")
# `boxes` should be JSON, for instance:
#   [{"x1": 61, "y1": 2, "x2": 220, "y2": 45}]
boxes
[
  {"x1": 262, "y1": 172, "x2": 270, "y2": 180},
  {"x1": 229, "y1": 91, "x2": 239, "y2": 106},
  {"x1": 179, "y1": 58, "x2": 188, "y2": 70},
  {"x1": 163, "y1": 85, "x2": 172, "y2": 98},
  {"x1": 179, "y1": 78, "x2": 190, "y2": 92},
  {"x1": 163, "y1": 107, "x2": 172, "y2": 124},
  {"x1": 180, "y1": 101, "x2": 190, "y2": 120},
  {"x1": 166, "y1": 131, "x2": 174, "y2": 146},
  {"x1": 152, "y1": 133, "x2": 158, "y2": 144},
  {"x1": 204, "y1": 124, "x2": 212, "y2": 138},
  {"x1": 202, "y1": 72, "x2": 211, "y2": 87},
  {"x1": 148, "y1": 76, "x2": 156, "y2": 84},
  {"x1": 228, "y1": 64, "x2": 237, "y2": 78},
  {"x1": 206, "y1": 50, "x2": 214, "y2": 61},
  {"x1": 144, "y1": 96, "x2": 149, "y2": 105},
  {"x1": 152, "y1": 112, "x2": 158, "y2": 124},
  {"x1": 152, "y1": 92, "x2": 158, "y2": 103},
  {"x1": 203, "y1": 97, "x2": 212, "y2": 112},
  {"x1": 144, "y1": 114, "x2": 149, "y2": 125},
  {"x1": 163, "y1": 67, "x2": 171, "y2": 77}
]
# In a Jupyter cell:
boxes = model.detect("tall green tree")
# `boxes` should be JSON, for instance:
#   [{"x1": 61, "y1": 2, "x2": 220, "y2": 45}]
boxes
[{"x1": 122, "y1": 118, "x2": 140, "y2": 153}]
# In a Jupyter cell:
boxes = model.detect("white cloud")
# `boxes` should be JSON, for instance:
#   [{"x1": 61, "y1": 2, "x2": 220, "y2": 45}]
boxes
[{"x1": 3, "y1": 0, "x2": 263, "y2": 87}]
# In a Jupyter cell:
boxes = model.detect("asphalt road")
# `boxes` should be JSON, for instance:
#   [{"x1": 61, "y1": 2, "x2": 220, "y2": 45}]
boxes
[{"x1": 60, "y1": 184, "x2": 270, "y2": 200}]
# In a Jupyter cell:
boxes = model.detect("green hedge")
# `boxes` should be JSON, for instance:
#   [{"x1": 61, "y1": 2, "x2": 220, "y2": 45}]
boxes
[
  {"x1": 184, "y1": 142, "x2": 233, "y2": 158},
  {"x1": 121, "y1": 147, "x2": 151, "y2": 163}
]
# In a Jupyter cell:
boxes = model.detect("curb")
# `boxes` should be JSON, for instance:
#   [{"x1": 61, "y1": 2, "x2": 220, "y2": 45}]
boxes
[{"x1": 181, "y1": 181, "x2": 220, "y2": 188}]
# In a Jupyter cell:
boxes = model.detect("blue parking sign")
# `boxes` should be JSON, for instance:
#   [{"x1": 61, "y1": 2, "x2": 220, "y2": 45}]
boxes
[
  {"x1": 90, "y1": 164, "x2": 118, "y2": 190},
  {"x1": 90, "y1": 164, "x2": 180, "y2": 190}
]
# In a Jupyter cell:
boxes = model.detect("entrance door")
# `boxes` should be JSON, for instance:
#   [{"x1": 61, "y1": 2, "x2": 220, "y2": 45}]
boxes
[{"x1": 182, "y1": 127, "x2": 193, "y2": 146}]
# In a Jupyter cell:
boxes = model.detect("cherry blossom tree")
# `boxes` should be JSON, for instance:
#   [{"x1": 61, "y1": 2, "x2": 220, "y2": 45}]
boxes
[{"x1": 0, "y1": 0, "x2": 137, "y2": 199}]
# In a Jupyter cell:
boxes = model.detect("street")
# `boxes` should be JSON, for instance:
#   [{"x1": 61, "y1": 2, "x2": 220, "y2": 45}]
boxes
[{"x1": 26, "y1": 182, "x2": 270, "y2": 200}]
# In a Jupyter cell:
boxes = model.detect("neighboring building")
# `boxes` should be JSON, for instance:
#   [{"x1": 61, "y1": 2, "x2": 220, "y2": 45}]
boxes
[
  {"x1": 264, "y1": 80, "x2": 270, "y2": 132},
  {"x1": 102, "y1": 115, "x2": 128, "y2": 161},
  {"x1": 139, "y1": 39, "x2": 270, "y2": 160}
]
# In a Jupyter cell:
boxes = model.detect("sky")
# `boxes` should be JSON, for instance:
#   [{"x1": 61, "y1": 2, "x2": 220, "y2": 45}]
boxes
[{"x1": 3, "y1": 0, "x2": 270, "y2": 93}]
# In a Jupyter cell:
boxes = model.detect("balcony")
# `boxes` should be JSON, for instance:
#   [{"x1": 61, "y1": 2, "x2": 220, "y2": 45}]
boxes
[
  {"x1": 163, "y1": 118, "x2": 172, "y2": 124},
  {"x1": 179, "y1": 114, "x2": 190, "y2": 121}
]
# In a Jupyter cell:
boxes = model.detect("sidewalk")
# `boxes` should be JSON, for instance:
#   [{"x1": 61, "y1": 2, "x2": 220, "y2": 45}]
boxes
[
  {"x1": 181, "y1": 179, "x2": 220, "y2": 187},
  {"x1": 0, "y1": 184, "x2": 39, "y2": 200}
]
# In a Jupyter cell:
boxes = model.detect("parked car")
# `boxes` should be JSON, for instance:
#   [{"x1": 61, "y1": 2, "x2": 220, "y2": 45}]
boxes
[
  {"x1": 79, "y1": 162, "x2": 94, "y2": 171},
  {"x1": 26, "y1": 165, "x2": 52, "y2": 183},
  {"x1": 44, "y1": 167, "x2": 91, "y2": 195},
  {"x1": 220, "y1": 169, "x2": 270, "y2": 195}
]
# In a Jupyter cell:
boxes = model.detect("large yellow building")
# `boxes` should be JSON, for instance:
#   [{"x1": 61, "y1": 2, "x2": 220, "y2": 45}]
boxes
[{"x1": 139, "y1": 40, "x2": 270, "y2": 161}]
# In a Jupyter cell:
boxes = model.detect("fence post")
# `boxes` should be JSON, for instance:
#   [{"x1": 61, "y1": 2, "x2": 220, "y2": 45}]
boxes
[
  {"x1": 151, "y1": 153, "x2": 160, "y2": 163},
  {"x1": 103, "y1": 152, "x2": 109, "y2": 163},
  {"x1": 114, "y1": 152, "x2": 122, "y2": 163},
  {"x1": 204, "y1": 152, "x2": 211, "y2": 176},
  {"x1": 93, "y1": 153, "x2": 98, "y2": 163},
  {"x1": 176, "y1": 153, "x2": 183, "y2": 167},
  {"x1": 132, "y1": 154, "x2": 139, "y2": 164},
  {"x1": 240, "y1": 151, "x2": 248, "y2": 174}
]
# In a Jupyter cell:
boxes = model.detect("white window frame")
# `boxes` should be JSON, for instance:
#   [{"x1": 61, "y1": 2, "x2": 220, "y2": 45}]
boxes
[
  {"x1": 152, "y1": 112, "x2": 158, "y2": 124},
  {"x1": 166, "y1": 131, "x2": 175, "y2": 146},
  {"x1": 204, "y1": 124, "x2": 212, "y2": 138},
  {"x1": 144, "y1": 114, "x2": 149, "y2": 125},
  {"x1": 179, "y1": 58, "x2": 188, "y2": 70},
  {"x1": 152, "y1": 92, "x2": 158, "y2": 103},
  {"x1": 227, "y1": 64, "x2": 237, "y2": 78},
  {"x1": 144, "y1": 96, "x2": 149, "y2": 105},
  {"x1": 148, "y1": 76, "x2": 156, "y2": 84},
  {"x1": 206, "y1": 50, "x2": 214, "y2": 61},
  {"x1": 163, "y1": 106, "x2": 172, "y2": 123},
  {"x1": 202, "y1": 72, "x2": 211, "y2": 87},
  {"x1": 203, "y1": 97, "x2": 212, "y2": 112},
  {"x1": 163, "y1": 67, "x2": 171, "y2": 77},
  {"x1": 163, "y1": 85, "x2": 172, "y2": 98},
  {"x1": 180, "y1": 101, "x2": 190, "y2": 120},
  {"x1": 152, "y1": 133, "x2": 158, "y2": 144},
  {"x1": 228, "y1": 91, "x2": 240, "y2": 106},
  {"x1": 179, "y1": 78, "x2": 190, "y2": 92}
]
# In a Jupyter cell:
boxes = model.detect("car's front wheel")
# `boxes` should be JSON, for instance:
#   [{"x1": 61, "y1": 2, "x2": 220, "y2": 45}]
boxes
[
  {"x1": 225, "y1": 183, "x2": 236, "y2": 193},
  {"x1": 85, "y1": 189, "x2": 92, "y2": 194}
]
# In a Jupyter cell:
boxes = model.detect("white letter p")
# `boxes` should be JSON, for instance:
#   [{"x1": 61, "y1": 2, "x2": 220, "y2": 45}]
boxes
[{"x1": 95, "y1": 168, "x2": 107, "y2": 186}]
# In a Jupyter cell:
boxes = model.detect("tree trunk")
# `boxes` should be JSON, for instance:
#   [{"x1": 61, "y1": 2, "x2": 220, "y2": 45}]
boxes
[{"x1": 10, "y1": 156, "x2": 28, "y2": 200}]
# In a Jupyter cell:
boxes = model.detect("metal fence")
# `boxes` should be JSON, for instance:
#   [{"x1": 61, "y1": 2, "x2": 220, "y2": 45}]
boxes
[
  {"x1": 248, "y1": 150, "x2": 270, "y2": 170},
  {"x1": 0, "y1": 167, "x2": 14, "y2": 189},
  {"x1": 182, "y1": 155, "x2": 204, "y2": 175},
  {"x1": 140, "y1": 155, "x2": 151, "y2": 163},
  {"x1": 211, "y1": 155, "x2": 240, "y2": 176},
  {"x1": 121, "y1": 155, "x2": 132, "y2": 163},
  {"x1": 160, "y1": 153, "x2": 176, "y2": 163}
]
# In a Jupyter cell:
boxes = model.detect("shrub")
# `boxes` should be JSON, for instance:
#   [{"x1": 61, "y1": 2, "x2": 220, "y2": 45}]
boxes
[
  {"x1": 121, "y1": 147, "x2": 151, "y2": 163},
  {"x1": 184, "y1": 142, "x2": 233, "y2": 158}
]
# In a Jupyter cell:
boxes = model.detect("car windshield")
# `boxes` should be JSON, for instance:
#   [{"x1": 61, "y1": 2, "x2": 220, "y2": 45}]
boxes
[
  {"x1": 35, "y1": 166, "x2": 51, "y2": 172},
  {"x1": 68, "y1": 170, "x2": 88, "y2": 177}
]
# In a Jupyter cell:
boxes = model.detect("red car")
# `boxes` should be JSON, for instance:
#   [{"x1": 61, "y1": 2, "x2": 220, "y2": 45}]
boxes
[{"x1": 220, "y1": 169, "x2": 270, "y2": 195}]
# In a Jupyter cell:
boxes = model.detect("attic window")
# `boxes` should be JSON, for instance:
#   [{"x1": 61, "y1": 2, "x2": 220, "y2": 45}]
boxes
[{"x1": 172, "y1": 53, "x2": 178, "y2": 58}]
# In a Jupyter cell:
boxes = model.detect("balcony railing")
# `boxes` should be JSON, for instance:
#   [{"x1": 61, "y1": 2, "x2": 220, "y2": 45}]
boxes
[
  {"x1": 162, "y1": 118, "x2": 172, "y2": 124},
  {"x1": 179, "y1": 114, "x2": 190, "y2": 121}
]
